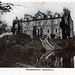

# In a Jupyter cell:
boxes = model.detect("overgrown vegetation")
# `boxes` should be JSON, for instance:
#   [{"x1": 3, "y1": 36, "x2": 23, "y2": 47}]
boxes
[
  {"x1": 0, "y1": 34, "x2": 46, "y2": 67},
  {"x1": 0, "y1": 34, "x2": 75, "y2": 67}
]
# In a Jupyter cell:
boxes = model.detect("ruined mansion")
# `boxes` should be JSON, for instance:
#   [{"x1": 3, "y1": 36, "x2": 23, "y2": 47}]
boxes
[{"x1": 12, "y1": 8, "x2": 74, "y2": 39}]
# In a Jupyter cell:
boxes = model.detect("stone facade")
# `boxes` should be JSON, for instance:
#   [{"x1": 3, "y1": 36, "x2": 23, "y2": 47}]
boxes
[{"x1": 12, "y1": 8, "x2": 74, "y2": 39}]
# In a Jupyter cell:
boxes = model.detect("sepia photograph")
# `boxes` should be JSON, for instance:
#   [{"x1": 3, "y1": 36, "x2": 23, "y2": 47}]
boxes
[{"x1": 0, "y1": 0, "x2": 75, "y2": 69}]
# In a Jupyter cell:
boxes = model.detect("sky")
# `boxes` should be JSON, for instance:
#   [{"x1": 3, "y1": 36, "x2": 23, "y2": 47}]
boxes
[{"x1": 0, "y1": 0, "x2": 75, "y2": 31}]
